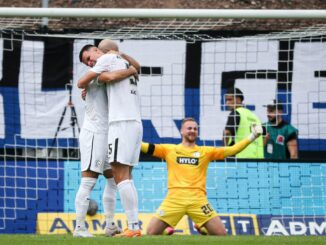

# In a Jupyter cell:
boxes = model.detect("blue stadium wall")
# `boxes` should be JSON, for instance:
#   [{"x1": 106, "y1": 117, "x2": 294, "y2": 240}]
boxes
[{"x1": 1, "y1": 160, "x2": 325, "y2": 235}]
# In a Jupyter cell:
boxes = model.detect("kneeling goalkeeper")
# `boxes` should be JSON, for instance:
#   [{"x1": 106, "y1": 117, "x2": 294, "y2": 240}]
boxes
[{"x1": 141, "y1": 117, "x2": 263, "y2": 235}]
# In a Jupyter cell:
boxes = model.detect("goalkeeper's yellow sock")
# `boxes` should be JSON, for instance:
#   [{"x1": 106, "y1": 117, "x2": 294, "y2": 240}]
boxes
[{"x1": 194, "y1": 224, "x2": 208, "y2": 235}]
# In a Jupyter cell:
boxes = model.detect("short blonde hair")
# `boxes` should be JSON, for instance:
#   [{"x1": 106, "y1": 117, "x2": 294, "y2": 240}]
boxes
[
  {"x1": 181, "y1": 117, "x2": 197, "y2": 127},
  {"x1": 98, "y1": 39, "x2": 119, "y2": 53}
]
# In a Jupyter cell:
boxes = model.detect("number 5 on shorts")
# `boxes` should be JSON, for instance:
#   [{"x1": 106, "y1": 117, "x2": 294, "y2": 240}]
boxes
[{"x1": 108, "y1": 144, "x2": 112, "y2": 155}]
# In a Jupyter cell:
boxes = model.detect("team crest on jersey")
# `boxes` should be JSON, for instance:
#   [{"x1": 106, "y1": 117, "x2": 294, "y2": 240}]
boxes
[
  {"x1": 177, "y1": 157, "x2": 199, "y2": 165},
  {"x1": 276, "y1": 135, "x2": 285, "y2": 145},
  {"x1": 95, "y1": 160, "x2": 103, "y2": 168},
  {"x1": 193, "y1": 152, "x2": 200, "y2": 157}
]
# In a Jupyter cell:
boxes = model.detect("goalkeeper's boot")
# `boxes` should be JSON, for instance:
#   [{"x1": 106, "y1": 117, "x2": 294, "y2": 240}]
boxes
[
  {"x1": 115, "y1": 228, "x2": 141, "y2": 237},
  {"x1": 73, "y1": 227, "x2": 94, "y2": 237},
  {"x1": 194, "y1": 224, "x2": 208, "y2": 235},
  {"x1": 163, "y1": 226, "x2": 175, "y2": 235},
  {"x1": 105, "y1": 225, "x2": 122, "y2": 237}
]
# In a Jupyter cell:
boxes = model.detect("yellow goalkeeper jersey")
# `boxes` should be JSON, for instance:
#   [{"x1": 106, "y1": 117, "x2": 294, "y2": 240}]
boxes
[{"x1": 152, "y1": 143, "x2": 225, "y2": 199}]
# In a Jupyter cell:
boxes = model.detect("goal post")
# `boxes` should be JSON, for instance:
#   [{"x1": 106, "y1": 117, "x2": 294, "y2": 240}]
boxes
[
  {"x1": 0, "y1": 8, "x2": 326, "y2": 19},
  {"x1": 0, "y1": 8, "x2": 325, "y2": 235}
]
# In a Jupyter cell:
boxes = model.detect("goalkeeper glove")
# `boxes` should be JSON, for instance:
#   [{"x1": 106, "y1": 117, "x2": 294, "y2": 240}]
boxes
[{"x1": 247, "y1": 123, "x2": 263, "y2": 142}]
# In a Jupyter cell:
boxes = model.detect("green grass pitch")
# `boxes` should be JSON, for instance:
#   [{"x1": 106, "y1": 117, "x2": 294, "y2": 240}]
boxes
[{"x1": 0, "y1": 235, "x2": 325, "y2": 245}]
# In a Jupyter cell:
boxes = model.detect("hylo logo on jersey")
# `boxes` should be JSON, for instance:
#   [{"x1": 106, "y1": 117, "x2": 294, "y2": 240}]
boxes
[
  {"x1": 177, "y1": 157, "x2": 199, "y2": 165},
  {"x1": 276, "y1": 135, "x2": 285, "y2": 145}
]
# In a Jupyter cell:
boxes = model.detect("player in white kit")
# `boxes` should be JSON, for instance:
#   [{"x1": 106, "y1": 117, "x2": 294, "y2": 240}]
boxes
[
  {"x1": 74, "y1": 44, "x2": 138, "y2": 238},
  {"x1": 79, "y1": 41, "x2": 143, "y2": 237}
]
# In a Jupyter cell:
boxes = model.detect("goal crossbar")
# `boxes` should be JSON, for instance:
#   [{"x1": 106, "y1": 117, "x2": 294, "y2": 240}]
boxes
[{"x1": 0, "y1": 8, "x2": 325, "y2": 19}]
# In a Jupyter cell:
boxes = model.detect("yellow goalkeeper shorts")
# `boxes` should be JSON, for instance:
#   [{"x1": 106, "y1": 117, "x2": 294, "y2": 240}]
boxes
[{"x1": 154, "y1": 196, "x2": 218, "y2": 228}]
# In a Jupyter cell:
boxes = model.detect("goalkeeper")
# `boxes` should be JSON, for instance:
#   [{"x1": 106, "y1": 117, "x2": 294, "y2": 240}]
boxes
[{"x1": 141, "y1": 117, "x2": 263, "y2": 235}]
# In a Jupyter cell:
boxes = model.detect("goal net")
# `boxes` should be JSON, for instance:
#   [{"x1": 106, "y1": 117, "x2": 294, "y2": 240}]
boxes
[{"x1": 0, "y1": 9, "x2": 325, "y2": 235}]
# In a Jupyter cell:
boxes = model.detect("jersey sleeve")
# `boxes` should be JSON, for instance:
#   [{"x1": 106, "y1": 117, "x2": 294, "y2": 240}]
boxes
[
  {"x1": 206, "y1": 146, "x2": 225, "y2": 161},
  {"x1": 90, "y1": 54, "x2": 114, "y2": 74},
  {"x1": 207, "y1": 137, "x2": 251, "y2": 160},
  {"x1": 153, "y1": 144, "x2": 170, "y2": 160}
]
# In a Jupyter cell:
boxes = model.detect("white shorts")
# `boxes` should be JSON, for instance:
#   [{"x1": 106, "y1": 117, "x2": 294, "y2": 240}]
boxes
[
  {"x1": 79, "y1": 128, "x2": 111, "y2": 173},
  {"x1": 108, "y1": 120, "x2": 143, "y2": 166}
]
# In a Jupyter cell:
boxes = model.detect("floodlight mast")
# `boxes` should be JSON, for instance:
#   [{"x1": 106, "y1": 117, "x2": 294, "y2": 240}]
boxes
[{"x1": 0, "y1": 8, "x2": 325, "y2": 19}]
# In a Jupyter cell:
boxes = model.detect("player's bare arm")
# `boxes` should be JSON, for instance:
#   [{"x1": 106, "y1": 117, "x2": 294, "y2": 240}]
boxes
[
  {"x1": 77, "y1": 71, "x2": 98, "y2": 89},
  {"x1": 120, "y1": 53, "x2": 141, "y2": 72},
  {"x1": 263, "y1": 133, "x2": 270, "y2": 146},
  {"x1": 78, "y1": 65, "x2": 137, "y2": 91},
  {"x1": 98, "y1": 66, "x2": 138, "y2": 84},
  {"x1": 287, "y1": 138, "x2": 298, "y2": 159},
  {"x1": 103, "y1": 48, "x2": 140, "y2": 72}
]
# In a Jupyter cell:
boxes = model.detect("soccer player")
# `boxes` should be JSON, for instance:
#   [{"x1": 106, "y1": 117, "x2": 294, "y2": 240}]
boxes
[
  {"x1": 79, "y1": 42, "x2": 143, "y2": 237},
  {"x1": 74, "y1": 61, "x2": 137, "y2": 237},
  {"x1": 263, "y1": 100, "x2": 298, "y2": 159},
  {"x1": 223, "y1": 87, "x2": 264, "y2": 158},
  {"x1": 141, "y1": 117, "x2": 263, "y2": 235}
]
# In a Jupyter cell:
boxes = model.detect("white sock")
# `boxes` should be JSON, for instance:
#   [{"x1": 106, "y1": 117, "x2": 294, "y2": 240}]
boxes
[
  {"x1": 103, "y1": 177, "x2": 117, "y2": 229},
  {"x1": 129, "y1": 180, "x2": 139, "y2": 230},
  {"x1": 117, "y1": 179, "x2": 139, "y2": 230},
  {"x1": 130, "y1": 179, "x2": 138, "y2": 211},
  {"x1": 75, "y1": 177, "x2": 97, "y2": 229}
]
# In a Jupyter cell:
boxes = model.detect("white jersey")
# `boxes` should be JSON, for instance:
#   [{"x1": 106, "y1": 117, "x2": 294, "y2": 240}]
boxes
[
  {"x1": 81, "y1": 80, "x2": 108, "y2": 133},
  {"x1": 90, "y1": 53, "x2": 141, "y2": 123}
]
